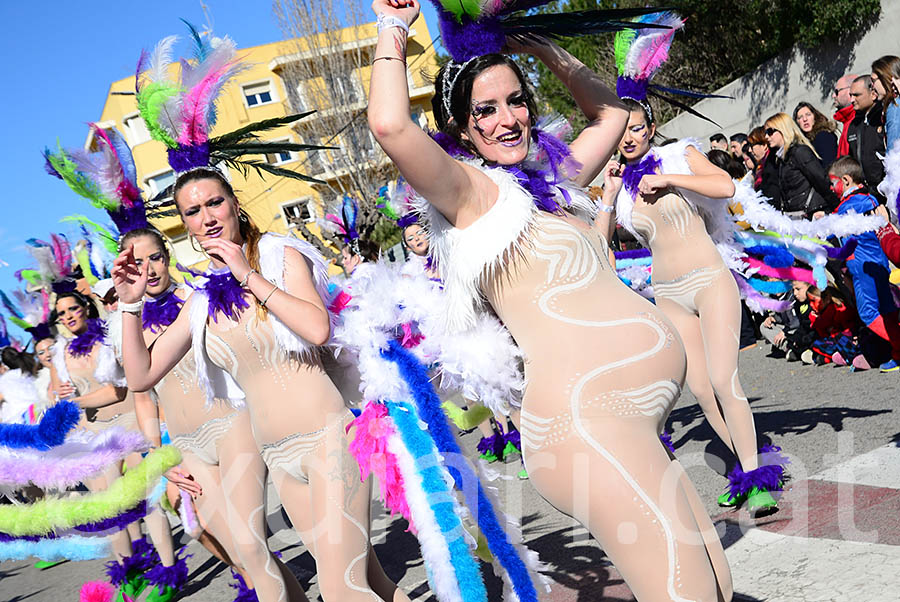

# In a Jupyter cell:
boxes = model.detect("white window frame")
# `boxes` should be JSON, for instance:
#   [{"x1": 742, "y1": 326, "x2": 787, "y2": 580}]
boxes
[
  {"x1": 262, "y1": 137, "x2": 298, "y2": 166},
  {"x1": 169, "y1": 233, "x2": 208, "y2": 268},
  {"x1": 144, "y1": 168, "x2": 176, "y2": 198},
  {"x1": 280, "y1": 197, "x2": 315, "y2": 228},
  {"x1": 241, "y1": 79, "x2": 279, "y2": 109},
  {"x1": 122, "y1": 112, "x2": 151, "y2": 147}
]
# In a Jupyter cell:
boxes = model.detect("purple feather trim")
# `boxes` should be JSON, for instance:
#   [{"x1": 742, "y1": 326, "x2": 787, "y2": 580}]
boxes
[
  {"x1": 504, "y1": 429, "x2": 521, "y2": 451},
  {"x1": 110, "y1": 201, "x2": 150, "y2": 235},
  {"x1": 104, "y1": 543, "x2": 152, "y2": 586},
  {"x1": 145, "y1": 549, "x2": 191, "y2": 589},
  {"x1": 615, "y1": 248, "x2": 652, "y2": 260},
  {"x1": 67, "y1": 318, "x2": 107, "y2": 357},
  {"x1": 104, "y1": 558, "x2": 130, "y2": 585},
  {"x1": 437, "y1": 12, "x2": 505, "y2": 62},
  {"x1": 660, "y1": 431, "x2": 675, "y2": 453},
  {"x1": 429, "y1": 130, "x2": 473, "y2": 159},
  {"x1": 621, "y1": 153, "x2": 661, "y2": 200},
  {"x1": 396, "y1": 213, "x2": 420, "y2": 228},
  {"x1": 229, "y1": 569, "x2": 258, "y2": 601},
  {"x1": 726, "y1": 444, "x2": 790, "y2": 498},
  {"x1": 617, "y1": 76, "x2": 650, "y2": 102},
  {"x1": 167, "y1": 142, "x2": 210, "y2": 173},
  {"x1": 477, "y1": 433, "x2": 505, "y2": 456},
  {"x1": 192, "y1": 269, "x2": 250, "y2": 323},
  {"x1": 827, "y1": 238, "x2": 858, "y2": 260},
  {"x1": 142, "y1": 288, "x2": 184, "y2": 333}
]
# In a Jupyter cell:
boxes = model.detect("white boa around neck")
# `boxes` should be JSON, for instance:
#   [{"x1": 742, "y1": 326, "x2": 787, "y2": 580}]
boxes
[
  {"x1": 413, "y1": 161, "x2": 594, "y2": 333},
  {"x1": 51, "y1": 323, "x2": 126, "y2": 389},
  {"x1": 188, "y1": 233, "x2": 334, "y2": 407}
]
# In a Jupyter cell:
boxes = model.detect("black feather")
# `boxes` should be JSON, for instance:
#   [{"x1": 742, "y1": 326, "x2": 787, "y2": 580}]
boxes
[
  {"x1": 501, "y1": 7, "x2": 672, "y2": 37},
  {"x1": 211, "y1": 156, "x2": 328, "y2": 185},
  {"x1": 208, "y1": 113, "x2": 318, "y2": 147},
  {"x1": 211, "y1": 142, "x2": 334, "y2": 155},
  {"x1": 648, "y1": 90, "x2": 721, "y2": 127}
]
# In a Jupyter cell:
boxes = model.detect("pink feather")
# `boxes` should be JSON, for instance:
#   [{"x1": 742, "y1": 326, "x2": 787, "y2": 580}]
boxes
[
  {"x1": 177, "y1": 59, "x2": 242, "y2": 145},
  {"x1": 50, "y1": 234, "x2": 71, "y2": 278},
  {"x1": 79, "y1": 581, "x2": 116, "y2": 602},
  {"x1": 634, "y1": 17, "x2": 684, "y2": 81},
  {"x1": 91, "y1": 126, "x2": 141, "y2": 207},
  {"x1": 325, "y1": 214, "x2": 347, "y2": 235},
  {"x1": 40, "y1": 289, "x2": 50, "y2": 322}
]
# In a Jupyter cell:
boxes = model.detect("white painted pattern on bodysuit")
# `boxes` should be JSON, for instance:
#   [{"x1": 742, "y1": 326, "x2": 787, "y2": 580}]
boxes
[
  {"x1": 659, "y1": 195, "x2": 694, "y2": 239},
  {"x1": 248, "y1": 475, "x2": 286, "y2": 601},
  {"x1": 519, "y1": 410, "x2": 554, "y2": 451},
  {"x1": 530, "y1": 218, "x2": 690, "y2": 602},
  {"x1": 619, "y1": 380, "x2": 681, "y2": 417},
  {"x1": 653, "y1": 267, "x2": 723, "y2": 314},
  {"x1": 631, "y1": 212, "x2": 657, "y2": 244}
]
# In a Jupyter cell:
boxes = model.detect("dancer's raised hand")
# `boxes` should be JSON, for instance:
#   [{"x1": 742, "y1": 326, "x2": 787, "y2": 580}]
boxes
[
  {"x1": 111, "y1": 245, "x2": 148, "y2": 304},
  {"x1": 372, "y1": 0, "x2": 419, "y2": 27},
  {"x1": 199, "y1": 238, "x2": 252, "y2": 284}
]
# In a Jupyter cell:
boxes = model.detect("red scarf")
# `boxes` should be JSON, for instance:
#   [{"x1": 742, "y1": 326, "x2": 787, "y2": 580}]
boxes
[{"x1": 834, "y1": 105, "x2": 856, "y2": 158}]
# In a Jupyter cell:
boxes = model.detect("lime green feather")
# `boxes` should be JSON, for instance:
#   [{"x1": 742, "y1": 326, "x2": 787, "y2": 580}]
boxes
[
  {"x1": 18, "y1": 270, "x2": 42, "y2": 286},
  {"x1": 60, "y1": 215, "x2": 119, "y2": 255},
  {"x1": 614, "y1": 28, "x2": 637, "y2": 74},
  {"x1": 439, "y1": 0, "x2": 482, "y2": 21},
  {"x1": 8, "y1": 316, "x2": 31, "y2": 331},
  {"x1": 74, "y1": 248, "x2": 99, "y2": 286},
  {"x1": 136, "y1": 82, "x2": 181, "y2": 148},
  {"x1": 46, "y1": 144, "x2": 116, "y2": 211},
  {"x1": 0, "y1": 446, "x2": 180, "y2": 536}
]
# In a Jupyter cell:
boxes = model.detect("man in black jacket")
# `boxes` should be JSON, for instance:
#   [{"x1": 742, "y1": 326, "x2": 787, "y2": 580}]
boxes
[{"x1": 847, "y1": 75, "x2": 886, "y2": 194}]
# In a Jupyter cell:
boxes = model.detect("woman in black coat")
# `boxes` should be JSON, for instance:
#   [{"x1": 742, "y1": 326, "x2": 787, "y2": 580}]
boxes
[
  {"x1": 793, "y1": 102, "x2": 839, "y2": 168},
  {"x1": 765, "y1": 112, "x2": 839, "y2": 218}
]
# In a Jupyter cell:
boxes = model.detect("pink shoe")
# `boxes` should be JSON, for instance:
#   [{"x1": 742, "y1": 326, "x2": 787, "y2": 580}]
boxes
[
  {"x1": 851, "y1": 355, "x2": 871, "y2": 371},
  {"x1": 832, "y1": 352, "x2": 847, "y2": 366}
]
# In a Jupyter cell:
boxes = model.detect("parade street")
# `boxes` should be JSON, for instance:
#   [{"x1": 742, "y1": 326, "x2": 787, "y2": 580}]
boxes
[{"x1": 2, "y1": 343, "x2": 898, "y2": 602}]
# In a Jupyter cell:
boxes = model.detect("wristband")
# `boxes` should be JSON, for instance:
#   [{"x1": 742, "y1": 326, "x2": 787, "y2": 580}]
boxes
[
  {"x1": 119, "y1": 300, "x2": 144, "y2": 314},
  {"x1": 597, "y1": 203, "x2": 614, "y2": 214},
  {"x1": 240, "y1": 269, "x2": 258, "y2": 288},
  {"x1": 377, "y1": 13, "x2": 409, "y2": 34},
  {"x1": 260, "y1": 284, "x2": 279, "y2": 308}
]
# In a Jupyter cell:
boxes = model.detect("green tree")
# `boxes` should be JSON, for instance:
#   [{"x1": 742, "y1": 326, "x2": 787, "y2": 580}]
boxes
[{"x1": 529, "y1": 0, "x2": 881, "y2": 126}]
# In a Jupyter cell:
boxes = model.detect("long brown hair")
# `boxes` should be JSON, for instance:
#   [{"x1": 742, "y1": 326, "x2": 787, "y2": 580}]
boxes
[
  {"x1": 792, "y1": 102, "x2": 837, "y2": 141},
  {"x1": 872, "y1": 55, "x2": 900, "y2": 113},
  {"x1": 173, "y1": 168, "x2": 267, "y2": 318}
]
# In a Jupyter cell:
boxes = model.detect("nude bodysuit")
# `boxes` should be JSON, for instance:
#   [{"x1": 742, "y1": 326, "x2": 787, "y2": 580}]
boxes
[
  {"x1": 632, "y1": 189, "x2": 759, "y2": 474},
  {"x1": 204, "y1": 304, "x2": 381, "y2": 601},
  {"x1": 65, "y1": 343, "x2": 135, "y2": 432},
  {"x1": 482, "y1": 211, "x2": 731, "y2": 601}
]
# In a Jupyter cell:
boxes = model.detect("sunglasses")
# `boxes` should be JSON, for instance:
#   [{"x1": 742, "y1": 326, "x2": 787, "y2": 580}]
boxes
[
  {"x1": 833, "y1": 85, "x2": 849, "y2": 95},
  {"x1": 764, "y1": 128, "x2": 778, "y2": 136}
]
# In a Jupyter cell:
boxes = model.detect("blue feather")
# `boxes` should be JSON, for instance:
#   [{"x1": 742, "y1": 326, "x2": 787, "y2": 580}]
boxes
[
  {"x1": 0, "y1": 314, "x2": 9, "y2": 348},
  {"x1": 0, "y1": 401, "x2": 81, "y2": 450},
  {"x1": 105, "y1": 128, "x2": 138, "y2": 187},
  {"x1": 0, "y1": 291, "x2": 22, "y2": 318},
  {"x1": 181, "y1": 19, "x2": 211, "y2": 62},
  {"x1": 342, "y1": 196, "x2": 360, "y2": 240}
]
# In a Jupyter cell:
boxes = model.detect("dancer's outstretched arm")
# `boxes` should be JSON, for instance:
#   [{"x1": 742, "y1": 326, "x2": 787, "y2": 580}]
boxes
[
  {"x1": 112, "y1": 246, "x2": 192, "y2": 391},
  {"x1": 639, "y1": 146, "x2": 735, "y2": 199},
  {"x1": 71, "y1": 383, "x2": 127, "y2": 409},
  {"x1": 368, "y1": 0, "x2": 494, "y2": 228}
]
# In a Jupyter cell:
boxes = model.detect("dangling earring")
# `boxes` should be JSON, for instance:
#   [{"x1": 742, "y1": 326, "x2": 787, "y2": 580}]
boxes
[{"x1": 189, "y1": 233, "x2": 205, "y2": 256}]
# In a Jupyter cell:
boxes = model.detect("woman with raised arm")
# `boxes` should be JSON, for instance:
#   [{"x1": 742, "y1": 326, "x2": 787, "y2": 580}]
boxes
[
  {"x1": 369, "y1": 1, "x2": 732, "y2": 600},
  {"x1": 599, "y1": 18, "x2": 788, "y2": 518},
  {"x1": 122, "y1": 226, "x2": 303, "y2": 602}
]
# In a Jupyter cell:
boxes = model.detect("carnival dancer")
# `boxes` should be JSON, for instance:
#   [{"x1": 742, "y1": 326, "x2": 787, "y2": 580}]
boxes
[
  {"x1": 368, "y1": 0, "x2": 733, "y2": 599},
  {"x1": 600, "y1": 15, "x2": 787, "y2": 515},
  {"x1": 113, "y1": 25, "x2": 408, "y2": 602}
]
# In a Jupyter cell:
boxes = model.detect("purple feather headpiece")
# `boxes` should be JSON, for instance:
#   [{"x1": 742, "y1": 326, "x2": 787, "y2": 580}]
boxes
[
  {"x1": 67, "y1": 318, "x2": 107, "y2": 357},
  {"x1": 191, "y1": 268, "x2": 250, "y2": 323}
]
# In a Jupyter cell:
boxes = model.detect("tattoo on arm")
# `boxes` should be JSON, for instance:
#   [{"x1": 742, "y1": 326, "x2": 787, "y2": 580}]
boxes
[{"x1": 393, "y1": 30, "x2": 407, "y2": 58}]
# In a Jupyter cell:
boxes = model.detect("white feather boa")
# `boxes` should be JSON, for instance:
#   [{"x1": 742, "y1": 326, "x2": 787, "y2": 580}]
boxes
[
  {"x1": 50, "y1": 335, "x2": 125, "y2": 389},
  {"x1": 0, "y1": 369, "x2": 41, "y2": 424},
  {"x1": 332, "y1": 259, "x2": 523, "y2": 416},
  {"x1": 879, "y1": 138, "x2": 900, "y2": 219}
]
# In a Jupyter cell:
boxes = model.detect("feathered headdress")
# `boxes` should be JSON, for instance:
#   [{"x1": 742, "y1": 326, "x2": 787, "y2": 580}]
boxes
[
  {"x1": 135, "y1": 21, "x2": 329, "y2": 180},
  {"x1": 17, "y1": 234, "x2": 76, "y2": 294},
  {"x1": 2, "y1": 289, "x2": 53, "y2": 343},
  {"x1": 44, "y1": 124, "x2": 147, "y2": 234},
  {"x1": 614, "y1": 12, "x2": 727, "y2": 124},
  {"x1": 375, "y1": 179, "x2": 419, "y2": 228},
  {"x1": 318, "y1": 196, "x2": 362, "y2": 253},
  {"x1": 430, "y1": 1, "x2": 667, "y2": 121},
  {"x1": 0, "y1": 313, "x2": 10, "y2": 349},
  {"x1": 61, "y1": 215, "x2": 120, "y2": 286}
]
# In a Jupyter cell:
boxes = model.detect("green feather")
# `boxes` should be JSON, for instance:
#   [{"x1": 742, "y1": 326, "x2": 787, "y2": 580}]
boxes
[
  {"x1": 45, "y1": 144, "x2": 116, "y2": 211},
  {"x1": 19, "y1": 270, "x2": 42, "y2": 286},
  {"x1": 74, "y1": 248, "x2": 99, "y2": 286},
  {"x1": 9, "y1": 316, "x2": 31, "y2": 331},
  {"x1": 614, "y1": 28, "x2": 636, "y2": 74},
  {"x1": 60, "y1": 215, "x2": 119, "y2": 255},
  {"x1": 438, "y1": 0, "x2": 481, "y2": 21},
  {"x1": 136, "y1": 82, "x2": 181, "y2": 148}
]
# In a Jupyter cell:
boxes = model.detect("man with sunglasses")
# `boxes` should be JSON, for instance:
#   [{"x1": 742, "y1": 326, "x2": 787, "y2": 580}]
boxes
[
  {"x1": 833, "y1": 73, "x2": 857, "y2": 159},
  {"x1": 847, "y1": 75, "x2": 886, "y2": 194}
]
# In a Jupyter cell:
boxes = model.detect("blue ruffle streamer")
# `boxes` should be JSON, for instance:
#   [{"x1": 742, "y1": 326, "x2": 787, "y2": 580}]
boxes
[
  {"x1": 747, "y1": 278, "x2": 792, "y2": 295},
  {"x1": 388, "y1": 402, "x2": 487, "y2": 602},
  {"x1": 744, "y1": 245, "x2": 795, "y2": 268},
  {"x1": 0, "y1": 535, "x2": 110, "y2": 562},
  {"x1": 381, "y1": 340, "x2": 538, "y2": 602},
  {"x1": 0, "y1": 401, "x2": 80, "y2": 450}
]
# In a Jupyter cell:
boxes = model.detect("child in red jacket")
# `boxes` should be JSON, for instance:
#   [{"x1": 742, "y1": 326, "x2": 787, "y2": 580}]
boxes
[{"x1": 809, "y1": 287, "x2": 861, "y2": 365}]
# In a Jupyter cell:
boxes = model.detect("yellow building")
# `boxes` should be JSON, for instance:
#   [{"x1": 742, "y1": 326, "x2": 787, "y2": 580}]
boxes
[{"x1": 90, "y1": 21, "x2": 438, "y2": 267}]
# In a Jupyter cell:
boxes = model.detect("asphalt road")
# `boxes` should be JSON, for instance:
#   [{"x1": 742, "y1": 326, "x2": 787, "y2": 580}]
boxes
[{"x1": 2, "y1": 342, "x2": 898, "y2": 601}]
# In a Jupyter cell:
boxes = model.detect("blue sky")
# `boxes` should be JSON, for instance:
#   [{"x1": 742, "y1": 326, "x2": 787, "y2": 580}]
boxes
[{"x1": 0, "y1": 1, "x2": 440, "y2": 342}]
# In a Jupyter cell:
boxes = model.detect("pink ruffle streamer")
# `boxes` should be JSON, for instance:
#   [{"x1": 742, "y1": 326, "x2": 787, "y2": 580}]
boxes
[
  {"x1": 745, "y1": 257, "x2": 815, "y2": 284},
  {"x1": 347, "y1": 402, "x2": 413, "y2": 529}
]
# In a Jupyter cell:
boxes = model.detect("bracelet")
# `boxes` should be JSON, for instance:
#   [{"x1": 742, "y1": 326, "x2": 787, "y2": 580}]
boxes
[
  {"x1": 240, "y1": 269, "x2": 258, "y2": 288},
  {"x1": 377, "y1": 13, "x2": 409, "y2": 34},
  {"x1": 373, "y1": 56, "x2": 406, "y2": 65},
  {"x1": 597, "y1": 203, "x2": 615, "y2": 214},
  {"x1": 119, "y1": 300, "x2": 144, "y2": 314},
  {"x1": 260, "y1": 284, "x2": 279, "y2": 308}
]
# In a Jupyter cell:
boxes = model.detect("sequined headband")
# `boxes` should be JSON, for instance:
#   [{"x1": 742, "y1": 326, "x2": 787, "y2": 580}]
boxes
[{"x1": 440, "y1": 57, "x2": 478, "y2": 124}]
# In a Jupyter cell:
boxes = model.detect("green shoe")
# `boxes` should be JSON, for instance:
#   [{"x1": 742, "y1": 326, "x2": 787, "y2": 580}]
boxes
[
  {"x1": 479, "y1": 451, "x2": 499, "y2": 463},
  {"x1": 501, "y1": 440, "x2": 520, "y2": 460},
  {"x1": 119, "y1": 573, "x2": 149, "y2": 602},
  {"x1": 33, "y1": 560, "x2": 64, "y2": 570},
  {"x1": 746, "y1": 486, "x2": 779, "y2": 517},
  {"x1": 146, "y1": 584, "x2": 177, "y2": 602},
  {"x1": 517, "y1": 467, "x2": 529, "y2": 480},
  {"x1": 717, "y1": 490, "x2": 745, "y2": 507}
]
